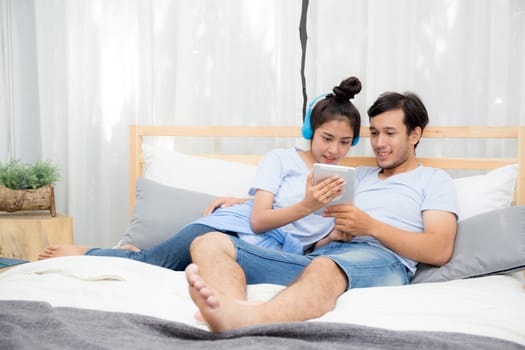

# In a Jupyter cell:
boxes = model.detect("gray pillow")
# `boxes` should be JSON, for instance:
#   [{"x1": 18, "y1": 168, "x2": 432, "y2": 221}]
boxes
[
  {"x1": 119, "y1": 177, "x2": 216, "y2": 249},
  {"x1": 411, "y1": 206, "x2": 525, "y2": 283}
]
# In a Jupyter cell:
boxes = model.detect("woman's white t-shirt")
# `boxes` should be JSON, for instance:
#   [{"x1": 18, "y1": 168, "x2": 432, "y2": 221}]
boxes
[{"x1": 193, "y1": 147, "x2": 335, "y2": 253}]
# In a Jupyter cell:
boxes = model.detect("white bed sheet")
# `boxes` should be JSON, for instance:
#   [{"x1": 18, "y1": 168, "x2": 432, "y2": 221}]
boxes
[{"x1": 1, "y1": 256, "x2": 524, "y2": 345}]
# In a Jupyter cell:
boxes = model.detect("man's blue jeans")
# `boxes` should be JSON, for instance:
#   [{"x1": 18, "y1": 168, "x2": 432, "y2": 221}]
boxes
[
  {"x1": 86, "y1": 224, "x2": 409, "y2": 291},
  {"x1": 233, "y1": 237, "x2": 409, "y2": 290}
]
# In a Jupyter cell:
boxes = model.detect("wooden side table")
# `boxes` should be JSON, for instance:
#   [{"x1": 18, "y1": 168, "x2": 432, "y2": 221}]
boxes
[{"x1": 0, "y1": 212, "x2": 73, "y2": 261}]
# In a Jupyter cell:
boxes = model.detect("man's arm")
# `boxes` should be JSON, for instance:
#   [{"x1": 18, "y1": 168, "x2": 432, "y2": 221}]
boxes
[
  {"x1": 324, "y1": 205, "x2": 457, "y2": 266},
  {"x1": 370, "y1": 209, "x2": 456, "y2": 266},
  {"x1": 203, "y1": 197, "x2": 249, "y2": 215}
]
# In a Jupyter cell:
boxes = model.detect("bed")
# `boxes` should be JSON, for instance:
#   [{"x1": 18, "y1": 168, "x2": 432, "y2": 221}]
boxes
[{"x1": 1, "y1": 125, "x2": 524, "y2": 349}]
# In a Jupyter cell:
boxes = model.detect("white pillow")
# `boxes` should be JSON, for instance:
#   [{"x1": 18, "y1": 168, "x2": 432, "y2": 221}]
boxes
[
  {"x1": 143, "y1": 143, "x2": 518, "y2": 221},
  {"x1": 142, "y1": 144, "x2": 257, "y2": 198},
  {"x1": 453, "y1": 164, "x2": 518, "y2": 221}
]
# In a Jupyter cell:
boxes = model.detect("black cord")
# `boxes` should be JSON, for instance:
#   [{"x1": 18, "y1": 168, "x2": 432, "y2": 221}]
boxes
[{"x1": 299, "y1": 0, "x2": 309, "y2": 121}]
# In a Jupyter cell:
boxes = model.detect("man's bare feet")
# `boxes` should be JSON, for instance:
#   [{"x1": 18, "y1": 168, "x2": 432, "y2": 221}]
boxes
[
  {"x1": 193, "y1": 299, "x2": 264, "y2": 325},
  {"x1": 37, "y1": 244, "x2": 91, "y2": 260},
  {"x1": 185, "y1": 263, "x2": 265, "y2": 332}
]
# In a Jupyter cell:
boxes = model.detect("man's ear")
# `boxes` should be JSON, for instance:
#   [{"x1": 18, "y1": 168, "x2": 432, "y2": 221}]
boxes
[{"x1": 410, "y1": 126, "x2": 422, "y2": 146}]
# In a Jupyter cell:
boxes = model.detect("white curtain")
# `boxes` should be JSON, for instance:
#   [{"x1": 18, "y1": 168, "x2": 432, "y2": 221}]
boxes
[{"x1": 1, "y1": 0, "x2": 524, "y2": 246}]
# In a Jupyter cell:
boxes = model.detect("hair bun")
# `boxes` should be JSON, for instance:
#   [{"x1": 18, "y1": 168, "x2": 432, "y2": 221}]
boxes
[{"x1": 332, "y1": 76, "x2": 362, "y2": 101}]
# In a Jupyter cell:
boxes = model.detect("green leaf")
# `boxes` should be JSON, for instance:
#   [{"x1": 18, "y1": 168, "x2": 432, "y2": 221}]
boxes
[{"x1": 0, "y1": 159, "x2": 61, "y2": 190}]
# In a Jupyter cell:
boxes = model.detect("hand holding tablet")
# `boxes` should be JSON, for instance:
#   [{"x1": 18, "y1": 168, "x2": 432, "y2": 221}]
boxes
[{"x1": 312, "y1": 163, "x2": 355, "y2": 214}]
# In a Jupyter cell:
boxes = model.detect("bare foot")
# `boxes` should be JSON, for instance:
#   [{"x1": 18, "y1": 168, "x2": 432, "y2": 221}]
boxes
[
  {"x1": 116, "y1": 244, "x2": 141, "y2": 252},
  {"x1": 185, "y1": 263, "x2": 265, "y2": 332},
  {"x1": 37, "y1": 244, "x2": 91, "y2": 260},
  {"x1": 193, "y1": 300, "x2": 264, "y2": 325}
]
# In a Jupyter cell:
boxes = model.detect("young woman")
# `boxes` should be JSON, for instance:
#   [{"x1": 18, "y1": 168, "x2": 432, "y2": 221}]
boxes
[{"x1": 38, "y1": 76, "x2": 362, "y2": 270}]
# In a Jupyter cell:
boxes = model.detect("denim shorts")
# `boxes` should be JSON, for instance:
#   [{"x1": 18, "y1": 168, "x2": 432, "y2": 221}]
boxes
[{"x1": 232, "y1": 237, "x2": 409, "y2": 291}]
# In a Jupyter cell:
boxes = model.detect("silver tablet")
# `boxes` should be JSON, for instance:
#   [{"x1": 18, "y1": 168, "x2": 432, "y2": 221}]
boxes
[{"x1": 312, "y1": 163, "x2": 355, "y2": 214}]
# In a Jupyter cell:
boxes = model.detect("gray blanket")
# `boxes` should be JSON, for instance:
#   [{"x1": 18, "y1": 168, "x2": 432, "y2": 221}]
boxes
[{"x1": 0, "y1": 300, "x2": 522, "y2": 350}]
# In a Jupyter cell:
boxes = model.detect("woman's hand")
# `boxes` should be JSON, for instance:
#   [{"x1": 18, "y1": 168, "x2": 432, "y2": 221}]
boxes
[
  {"x1": 203, "y1": 197, "x2": 249, "y2": 215},
  {"x1": 304, "y1": 171, "x2": 346, "y2": 213}
]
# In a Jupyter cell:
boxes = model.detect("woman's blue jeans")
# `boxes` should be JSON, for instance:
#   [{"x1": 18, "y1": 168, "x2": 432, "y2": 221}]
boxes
[{"x1": 85, "y1": 224, "x2": 225, "y2": 270}]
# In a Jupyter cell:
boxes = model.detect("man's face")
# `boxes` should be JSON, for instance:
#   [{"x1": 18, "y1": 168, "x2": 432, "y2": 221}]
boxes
[{"x1": 369, "y1": 109, "x2": 420, "y2": 173}]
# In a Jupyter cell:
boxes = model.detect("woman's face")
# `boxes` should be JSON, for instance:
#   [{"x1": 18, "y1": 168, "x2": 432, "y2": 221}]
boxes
[{"x1": 310, "y1": 118, "x2": 354, "y2": 164}]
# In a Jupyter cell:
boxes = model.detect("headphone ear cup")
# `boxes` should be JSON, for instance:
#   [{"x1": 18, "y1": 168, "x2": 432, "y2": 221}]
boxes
[
  {"x1": 302, "y1": 94, "x2": 327, "y2": 140},
  {"x1": 301, "y1": 107, "x2": 314, "y2": 139},
  {"x1": 351, "y1": 135, "x2": 360, "y2": 146}
]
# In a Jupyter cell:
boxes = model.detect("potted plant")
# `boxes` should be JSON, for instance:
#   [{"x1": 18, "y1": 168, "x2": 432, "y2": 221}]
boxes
[{"x1": 0, "y1": 159, "x2": 61, "y2": 216}]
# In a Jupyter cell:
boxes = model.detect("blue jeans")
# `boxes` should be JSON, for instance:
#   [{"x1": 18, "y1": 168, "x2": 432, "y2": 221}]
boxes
[
  {"x1": 233, "y1": 237, "x2": 409, "y2": 290},
  {"x1": 85, "y1": 224, "x2": 230, "y2": 270}
]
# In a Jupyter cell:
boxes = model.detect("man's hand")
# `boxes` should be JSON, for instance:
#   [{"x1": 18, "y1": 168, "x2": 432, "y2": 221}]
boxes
[
  {"x1": 203, "y1": 197, "x2": 249, "y2": 215},
  {"x1": 323, "y1": 204, "x2": 376, "y2": 237},
  {"x1": 313, "y1": 227, "x2": 354, "y2": 249}
]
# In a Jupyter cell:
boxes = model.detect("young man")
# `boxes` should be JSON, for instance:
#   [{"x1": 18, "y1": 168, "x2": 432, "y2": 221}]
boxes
[{"x1": 186, "y1": 91, "x2": 459, "y2": 332}]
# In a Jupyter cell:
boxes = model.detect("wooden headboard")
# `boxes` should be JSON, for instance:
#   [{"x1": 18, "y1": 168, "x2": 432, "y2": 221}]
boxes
[{"x1": 129, "y1": 125, "x2": 525, "y2": 215}]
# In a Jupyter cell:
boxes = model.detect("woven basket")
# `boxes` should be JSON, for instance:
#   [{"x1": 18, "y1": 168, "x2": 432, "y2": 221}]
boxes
[{"x1": 0, "y1": 185, "x2": 56, "y2": 216}]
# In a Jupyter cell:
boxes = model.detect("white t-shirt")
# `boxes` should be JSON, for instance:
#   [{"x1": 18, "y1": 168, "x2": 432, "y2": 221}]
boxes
[{"x1": 353, "y1": 165, "x2": 459, "y2": 274}]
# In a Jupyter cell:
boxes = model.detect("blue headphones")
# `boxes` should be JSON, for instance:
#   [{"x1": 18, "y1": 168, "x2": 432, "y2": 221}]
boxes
[{"x1": 302, "y1": 93, "x2": 360, "y2": 146}]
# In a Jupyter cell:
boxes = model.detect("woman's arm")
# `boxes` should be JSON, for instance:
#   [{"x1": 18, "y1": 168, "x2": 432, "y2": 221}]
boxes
[{"x1": 249, "y1": 172, "x2": 345, "y2": 233}]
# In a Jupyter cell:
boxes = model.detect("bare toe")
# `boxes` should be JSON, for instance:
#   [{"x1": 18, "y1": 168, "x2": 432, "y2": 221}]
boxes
[
  {"x1": 184, "y1": 263, "x2": 260, "y2": 332},
  {"x1": 37, "y1": 244, "x2": 91, "y2": 260}
]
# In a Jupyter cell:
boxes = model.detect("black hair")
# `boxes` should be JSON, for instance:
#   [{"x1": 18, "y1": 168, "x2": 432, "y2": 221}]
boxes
[
  {"x1": 310, "y1": 76, "x2": 362, "y2": 142},
  {"x1": 367, "y1": 92, "x2": 428, "y2": 148}
]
